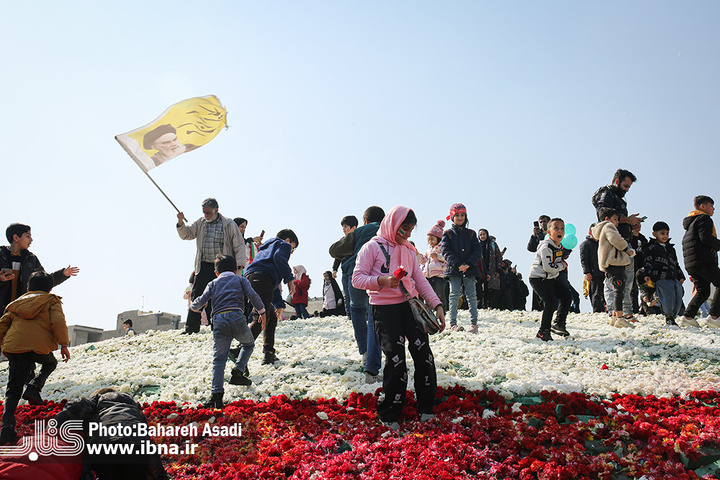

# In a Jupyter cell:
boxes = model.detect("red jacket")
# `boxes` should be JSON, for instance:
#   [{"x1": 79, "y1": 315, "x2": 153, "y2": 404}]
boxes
[{"x1": 291, "y1": 273, "x2": 310, "y2": 305}]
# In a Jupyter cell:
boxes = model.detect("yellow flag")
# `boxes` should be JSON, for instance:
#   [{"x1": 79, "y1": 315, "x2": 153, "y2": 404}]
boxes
[{"x1": 115, "y1": 95, "x2": 227, "y2": 172}]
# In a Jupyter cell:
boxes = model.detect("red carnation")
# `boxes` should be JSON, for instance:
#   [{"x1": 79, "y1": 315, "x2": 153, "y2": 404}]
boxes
[{"x1": 394, "y1": 266, "x2": 407, "y2": 279}]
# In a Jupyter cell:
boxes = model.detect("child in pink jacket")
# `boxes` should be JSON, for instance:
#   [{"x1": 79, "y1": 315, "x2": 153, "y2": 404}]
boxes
[{"x1": 352, "y1": 206, "x2": 446, "y2": 429}]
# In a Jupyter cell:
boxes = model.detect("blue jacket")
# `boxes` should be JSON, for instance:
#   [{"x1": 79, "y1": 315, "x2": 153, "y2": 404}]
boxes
[
  {"x1": 341, "y1": 223, "x2": 380, "y2": 275},
  {"x1": 441, "y1": 224, "x2": 482, "y2": 278},
  {"x1": 245, "y1": 237, "x2": 294, "y2": 286},
  {"x1": 191, "y1": 272, "x2": 265, "y2": 316}
]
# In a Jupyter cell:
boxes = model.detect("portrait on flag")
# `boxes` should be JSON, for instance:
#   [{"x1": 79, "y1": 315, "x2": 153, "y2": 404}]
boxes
[{"x1": 116, "y1": 95, "x2": 227, "y2": 172}]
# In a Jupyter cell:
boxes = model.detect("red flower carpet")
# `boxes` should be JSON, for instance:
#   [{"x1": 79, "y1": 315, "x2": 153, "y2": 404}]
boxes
[{"x1": 6, "y1": 386, "x2": 720, "y2": 479}]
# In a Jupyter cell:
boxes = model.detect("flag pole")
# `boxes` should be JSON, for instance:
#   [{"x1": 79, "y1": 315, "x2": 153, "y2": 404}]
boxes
[{"x1": 115, "y1": 136, "x2": 181, "y2": 214}]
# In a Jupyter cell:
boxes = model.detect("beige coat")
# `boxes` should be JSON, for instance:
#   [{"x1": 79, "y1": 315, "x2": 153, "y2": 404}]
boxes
[
  {"x1": 0, "y1": 291, "x2": 68, "y2": 354},
  {"x1": 177, "y1": 213, "x2": 246, "y2": 273},
  {"x1": 591, "y1": 220, "x2": 631, "y2": 272}
]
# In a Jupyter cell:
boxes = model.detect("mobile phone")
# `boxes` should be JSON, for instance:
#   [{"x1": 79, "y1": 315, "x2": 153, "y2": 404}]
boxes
[
  {"x1": 1, "y1": 268, "x2": 12, "y2": 275},
  {"x1": 641, "y1": 216, "x2": 647, "y2": 221},
  {"x1": 533, "y1": 221, "x2": 539, "y2": 228}
]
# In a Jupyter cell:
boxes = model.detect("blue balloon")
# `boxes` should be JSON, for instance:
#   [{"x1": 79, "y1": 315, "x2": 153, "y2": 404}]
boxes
[
  {"x1": 561, "y1": 234, "x2": 578, "y2": 250},
  {"x1": 565, "y1": 223, "x2": 576, "y2": 236}
]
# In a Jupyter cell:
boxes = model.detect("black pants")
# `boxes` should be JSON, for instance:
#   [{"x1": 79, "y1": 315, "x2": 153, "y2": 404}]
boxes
[
  {"x1": 605, "y1": 266, "x2": 626, "y2": 312},
  {"x1": 186, "y1": 261, "x2": 216, "y2": 333},
  {"x1": 684, "y1": 264, "x2": 720, "y2": 318},
  {"x1": 246, "y1": 271, "x2": 278, "y2": 354},
  {"x1": 372, "y1": 302, "x2": 437, "y2": 423},
  {"x1": 427, "y1": 276, "x2": 448, "y2": 311},
  {"x1": 529, "y1": 278, "x2": 571, "y2": 331},
  {"x1": 2, "y1": 351, "x2": 57, "y2": 430},
  {"x1": 589, "y1": 276, "x2": 606, "y2": 313}
]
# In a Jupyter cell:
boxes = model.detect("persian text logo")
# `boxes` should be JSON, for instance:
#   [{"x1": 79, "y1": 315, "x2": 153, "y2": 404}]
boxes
[{"x1": 0, "y1": 419, "x2": 84, "y2": 461}]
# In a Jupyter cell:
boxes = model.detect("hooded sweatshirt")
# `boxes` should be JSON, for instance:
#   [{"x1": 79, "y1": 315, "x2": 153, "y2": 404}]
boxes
[
  {"x1": 352, "y1": 206, "x2": 441, "y2": 307},
  {"x1": 0, "y1": 291, "x2": 68, "y2": 354},
  {"x1": 529, "y1": 238, "x2": 567, "y2": 280},
  {"x1": 591, "y1": 220, "x2": 631, "y2": 272}
]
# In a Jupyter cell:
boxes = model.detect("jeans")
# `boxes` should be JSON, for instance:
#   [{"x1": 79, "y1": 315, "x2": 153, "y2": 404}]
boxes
[
  {"x1": 604, "y1": 257, "x2": 634, "y2": 315},
  {"x1": 2, "y1": 351, "x2": 57, "y2": 430},
  {"x1": 448, "y1": 275, "x2": 478, "y2": 325},
  {"x1": 294, "y1": 303, "x2": 310, "y2": 319},
  {"x1": 348, "y1": 283, "x2": 381, "y2": 375},
  {"x1": 211, "y1": 310, "x2": 255, "y2": 393},
  {"x1": 341, "y1": 273, "x2": 352, "y2": 318},
  {"x1": 605, "y1": 265, "x2": 627, "y2": 313},
  {"x1": 655, "y1": 279, "x2": 684, "y2": 320},
  {"x1": 372, "y1": 303, "x2": 436, "y2": 422},
  {"x1": 684, "y1": 265, "x2": 720, "y2": 318},
  {"x1": 427, "y1": 276, "x2": 448, "y2": 311}
]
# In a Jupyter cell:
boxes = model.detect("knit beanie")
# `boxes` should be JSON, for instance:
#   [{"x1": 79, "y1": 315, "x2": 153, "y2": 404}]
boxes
[
  {"x1": 427, "y1": 220, "x2": 445, "y2": 239},
  {"x1": 446, "y1": 203, "x2": 467, "y2": 221}
]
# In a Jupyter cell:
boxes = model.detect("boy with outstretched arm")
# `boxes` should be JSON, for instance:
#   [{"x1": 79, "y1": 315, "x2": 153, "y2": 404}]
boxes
[
  {"x1": 0, "y1": 271, "x2": 70, "y2": 445},
  {"x1": 643, "y1": 221, "x2": 685, "y2": 326},
  {"x1": 191, "y1": 255, "x2": 266, "y2": 408}
]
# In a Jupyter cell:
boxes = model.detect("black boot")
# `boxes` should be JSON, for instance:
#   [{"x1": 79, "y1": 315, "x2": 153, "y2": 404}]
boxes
[
  {"x1": 22, "y1": 384, "x2": 44, "y2": 405},
  {"x1": 229, "y1": 368, "x2": 252, "y2": 386},
  {"x1": 550, "y1": 320, "x2": 570, "y2": 337},
  {"x1": 536, "y1": 329, "x2": 553, "y2": 342},
  {"x1": 202, "y1": 392, "x2": 224, "y2": 409},
  {"x1": 0, "y1": 428, "x2": 17, "y2": 445}
]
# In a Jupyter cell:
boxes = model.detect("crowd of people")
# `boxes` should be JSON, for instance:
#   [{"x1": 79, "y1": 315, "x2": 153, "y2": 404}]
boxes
[{"x1": 1, "y1": 167, "x2": 719, "y2": 440}]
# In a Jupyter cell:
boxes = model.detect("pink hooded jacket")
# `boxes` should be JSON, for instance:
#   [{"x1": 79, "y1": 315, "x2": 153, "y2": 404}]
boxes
[{"x1": 352, "y1": 206, "x2": 441, "y2": 308}]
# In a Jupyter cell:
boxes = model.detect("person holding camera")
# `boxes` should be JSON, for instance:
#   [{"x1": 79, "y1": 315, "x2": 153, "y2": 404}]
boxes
[{"x1": 527, "y1": 215, "x2": 550, "y2": 311}]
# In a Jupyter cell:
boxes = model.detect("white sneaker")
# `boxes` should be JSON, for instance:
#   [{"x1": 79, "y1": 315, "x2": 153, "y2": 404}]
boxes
[
  {"x1": 613, "y1": 317, "x2": 632, "y2": 328},
  {"x1": 678, "y1": 316, "x2": 701, "y2": 327},
  {"x1": 705, "y1": 317, "x2": 720, "y2": 328},
  {"x1": 420, "y1": 413, "x2": 435, "y2": 422}
]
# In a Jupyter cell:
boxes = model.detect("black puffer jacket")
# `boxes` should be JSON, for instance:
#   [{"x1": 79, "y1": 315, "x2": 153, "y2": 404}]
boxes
[
  {"x1": 643, "y1": 239, "x2": 685, "y2": 282},
  {"x1": 591, "y1": 185, "x2": 631, "y2": 239},
  {"x1": 682, "y1": 213, "x2": 720, "y2": 273},
  {"x1": 441, "y1": 223, "x2": 482, "y2": 278}
]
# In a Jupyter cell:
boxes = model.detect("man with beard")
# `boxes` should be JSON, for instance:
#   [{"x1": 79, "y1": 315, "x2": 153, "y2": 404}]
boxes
[{"x1": 591, "y1": 169, "x2": 644, "y2": 320}]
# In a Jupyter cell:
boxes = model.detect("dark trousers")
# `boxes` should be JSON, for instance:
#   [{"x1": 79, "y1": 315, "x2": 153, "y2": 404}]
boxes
[
  {"x1": 589, "y1": 276, "x2": 606, "y2": 313},
  {"x1": 531, "y1": 291, "x2": 544, "y2": 311},
  {"x1": 427, "y1": 276, "x2": 448, "y2": 311},
  {"x1": 605, "y1": 266, "x2": 626, "y2": 312},
  {"x1": 246, "y1": 271, "x2": 278, "y2": 354},
  {"x1": 2, "y1": 351, "x2": 57, "y2": 430},
  {"x1": 372, "y1": 303, "x2": 437, "y2": 422},
  {"x1": 186, "y1": 262, "x2": 215, "y2": 333},
  {"x1": 684, "y1": 264, "x2": 720, "y2": 318},
  {"x1": 529, "y1": 278, "x2": 571, "y2": 331}
]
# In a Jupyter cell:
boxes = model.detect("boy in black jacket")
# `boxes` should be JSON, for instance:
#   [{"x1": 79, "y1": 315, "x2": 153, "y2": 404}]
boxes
[
  {"x1": 643, "y1": 221, "x2": 685, "y2": 326},
  {"x1": 680, "y1": 195, "x2": 720, "y2": 328},
  {"x1": 579, "y1": 224, "x2": 605, "y2": 313}
]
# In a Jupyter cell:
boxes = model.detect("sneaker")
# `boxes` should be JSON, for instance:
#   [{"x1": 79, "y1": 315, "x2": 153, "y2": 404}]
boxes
[
  {"x1": 469, "y1": 324, "x2": 478, "y2": 334},
  {"x1": 705, "y1": 317, "x2": 720, "y2": 328},
  {"x1": 420, "y1": 413, "x2": 435, "y2": 423},
  {"x1": 22, "y1": 385, "x2": 43, "y2": 405},
  {"x1": 536, "y1": 330, "x2": 553, "y2": 342},
  {"x1": 613, "y1": 317, "x2": 632, "y2": 328},
  {"x1": 678, "y1": 316, "x2": 700, "y2": 328},
  {"x1": 382, "y1": 421, "x2": 401, "y2": 431},
  {"x1": 365, "y1": 372, "x2": 382, "y2": 384},
  {"x1": 550, "y1": 323, "x2": 570, "y2": 337},
  {"x1": 262, "y1": 352, "x2": 279, "y2": 365},
  {"x1": 449, "y1": 324, "x2": 464, "y2": 332},
  {"x1": 608, "y1": 317, "x2": 616, "y2": 327},
  {"x1": 666, "y1": 318, "x2": 678, "y2": 326},
  {"x1": 229, "y1": 368, "x2": 252, "y2": 386},
  {"x1": 624, "y1": 315, "x2": 638, "y2": 323},
  {"x1": 202, "y1": 392, "x2": 224, "y2": 409}
]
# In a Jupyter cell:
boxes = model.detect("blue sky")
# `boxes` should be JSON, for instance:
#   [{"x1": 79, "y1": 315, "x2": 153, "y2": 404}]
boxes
[{"x1": 2, "y1": 1, "x2": 719, "y2": 330}]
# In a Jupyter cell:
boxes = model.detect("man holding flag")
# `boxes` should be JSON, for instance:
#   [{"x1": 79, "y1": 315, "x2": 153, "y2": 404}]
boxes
[{"x1": 177, "y1": 198, "x2": 246, "y2": 334}]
